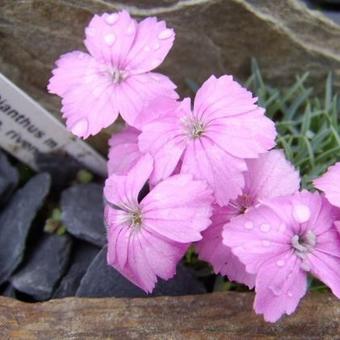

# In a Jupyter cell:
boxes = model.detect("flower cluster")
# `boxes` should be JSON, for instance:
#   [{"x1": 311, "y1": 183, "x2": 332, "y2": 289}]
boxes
[{"x1": 49, "y1": 10, "x2": 340, "y2": 322}]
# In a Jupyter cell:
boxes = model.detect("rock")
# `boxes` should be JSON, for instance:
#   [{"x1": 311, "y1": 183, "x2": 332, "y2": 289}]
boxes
[
  {"x1": 0, "y1": 283, "x2": 16, "y2": 298},
  {"x1": 61, "y1": 183, "x2": 106, "y2": 247},
  {"x1": 2, "y1": 1, "x2": 340, "y2": 153},
  {"x1": 35, "y1": 152, "x2": 82, "y2": 190},
  {"x1": 0, "y1": 293, "x2": 339, "y2": 338},
  {"x1": 53, "y1": 241, "x2": 100, "y2": 298},
  {"x1": 0, "y1": 173, "x2": 51, "y2": 285},
  {"x1": 76, "y1": 247, "x2": 205, "y2": 298},
  {"x1": 0, "y1": 150, "x2": 18, "y2": 205},
  {"x1": 11, "y1": 234, "x2": 72, "y2": 301}
]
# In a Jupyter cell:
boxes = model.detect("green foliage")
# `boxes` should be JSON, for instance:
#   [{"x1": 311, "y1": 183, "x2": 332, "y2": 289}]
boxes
[{"x1": 247, "y1": 59, "x2": 340, "y2": 190}]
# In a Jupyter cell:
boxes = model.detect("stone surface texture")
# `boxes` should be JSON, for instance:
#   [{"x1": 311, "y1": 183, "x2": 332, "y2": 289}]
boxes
[
  {"x1": 0, "y1": 293, "x2": 338, "y2": 338},
  {"x1": 11, "y1": 234, "x2": 72, "y2": 301},
  {"x1": 0, "y1": 173, "x2": 51, "y2": 285},
  {"x1": 61, "y1": 183, "x2": 106, "y2": 247},
  {"x1": 1, "y1": 0, "x2": 340, "y2": 152},
  {"x1": 76, "y1": 247, "x2": 205, "y2": 298}
]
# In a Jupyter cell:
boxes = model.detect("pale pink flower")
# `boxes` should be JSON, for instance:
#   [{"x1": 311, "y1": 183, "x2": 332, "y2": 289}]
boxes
[
  {"x1": 48, "y1": 11, "x2": 178, "y2": 138},
  {"x1": 223, "y1": 191, "x2": 340, "y2": 322},
  {"x1": 196, "y1": 150, "x2": 300, "y2": 288},
  {"x1": 139, "y1": 75, "x2": 277, "y2": 206},
  {"x1": 314, "y1": 162, "x2": 340, "y2": 208},
  {"x1": 104, "y1": 154, "x2": 213, "y2": 292}
]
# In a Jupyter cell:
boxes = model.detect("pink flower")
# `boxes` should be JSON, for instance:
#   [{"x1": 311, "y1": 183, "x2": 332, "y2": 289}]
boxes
[
  {"x1": 223, "y1": 191, "x2": 340, "y2": 322},
  {"x1": 314, "y1": 162, "x2": 340, "y2": 208},
  {"x1": 196, "y1": 150, "x2": 300, "y2": 288},
  {"x1": 104, "y1": 154, "x2": 213, "y2": 292},
  {"x1": 139, "y1": 75, "x2": 277, "y2": 206},
  {"x1": 48, "y1": 11, "x2": 178, "y2": 138}
]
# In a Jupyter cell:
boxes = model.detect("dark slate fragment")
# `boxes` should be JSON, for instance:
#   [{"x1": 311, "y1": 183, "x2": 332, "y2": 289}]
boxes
[
  {"x1": 0, "y1": 173, "x2": 51, "y2": 285},
  {"x1": 0, "y1": 150, "x2": 18, "y2": 205},
  {"x1": 35, "y1": 152, "x2": 82, "y2": 190},
  {"x1": 1, "y1": 283, "x2": 16, "y2": 298},
  {"x1": 11, "y1": 234, "x2": 72, "y2": 301},
  {"x1": 53, "y1": 241, "x2": 100, "y2": 298},
  {"x1": 76, "y1": 247, "x2": 205, "y2": 298},
  {"x1": 61, "y1": 183, "x2": 106, "y2": 247}
]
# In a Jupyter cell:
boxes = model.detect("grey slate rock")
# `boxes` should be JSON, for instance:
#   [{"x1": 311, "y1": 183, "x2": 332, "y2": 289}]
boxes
[
  {"x1": 0, "y1": 173, "x2": 51, "y2": 285},
  {"x1": 35, "y1": 152, "x2": 82, "y2": 190},
  {"x1": 53, "y1": 241, "x2": 100, "y2": 298},
  {"x1": 11, "y1": 234, "x2": 72, "y2": 301},
  {"x1": 1, "y1": 283, "x2": 16, "y2": 298},
  {"x1": 76, "y1": 247, "x2": 205, "y2": 298},
  {"x1": 0, "y1": 151, "x2": 18, "y2": 205},
  {"x1": 61, "y1": 183, "x2": 106, "y2": 247}
]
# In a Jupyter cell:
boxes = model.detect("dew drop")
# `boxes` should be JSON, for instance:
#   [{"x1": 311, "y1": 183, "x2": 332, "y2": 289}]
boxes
[
  {"x1": 153, "y1": 42, "x2": 160, "y2": 50},
  {"x1": 262, "y1": 240, "x2": 271, "y2": 247},
  {"x1": 144, "y1": 45, "x2": 151, "y2": 52},
  {"x1": 276, "y1": 259, "x2": 285, "y2": 267},
  {"x1": 85, "y1": 27, "x2": 95, "y2": 37},
  {"x1": 104, "y1": 33, "x2": 116, "y2": 46},
  {"x1": 126, "y1": 23, "x2": 135, "y2": 35},
  {"x1": 287, "y1": 291, "x2": 293, "y2": 297},
  {"x1": 158, "y1": 29, "x2": 173, "y2": 40},
  {"x1": 244, "y1": 221, "x2": 253, "y2": 230},
  {"x1": 71, "y1": 119, "x2": 88, "y2": 137},
  {"x1": 105, "y1": 13, "x2": 119, "y2": 25},
  {"x1": 260, "y1": 223, "x2": 271, "y2": 233},
  {"x1": 292, "y1": 204, "x2": 311, "y2": 224}
]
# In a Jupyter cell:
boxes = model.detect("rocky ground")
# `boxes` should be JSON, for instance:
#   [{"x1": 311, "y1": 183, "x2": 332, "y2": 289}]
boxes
[{"x1": 0, "y1": 150, "x2": 205, "y2": 302}]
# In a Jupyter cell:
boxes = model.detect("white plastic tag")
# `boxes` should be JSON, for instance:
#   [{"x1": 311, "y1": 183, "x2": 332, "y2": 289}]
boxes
[{"x1": 0, "y1": 73, "x2": 107, "y2": 177}]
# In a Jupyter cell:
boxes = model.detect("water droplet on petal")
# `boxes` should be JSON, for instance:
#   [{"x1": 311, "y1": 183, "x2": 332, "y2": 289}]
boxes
[
  {"x1": 105, "y1": 13, "x2": 119, "y2": 25},
  {"x1": 244, "y1": 221, "x2": 254, "y2": 230},
  {"x1": 287, "y1": 291, "x2": 293, "y2": 297},
  {"x1": 153, "y1": 42, "x2": 160, "y2": 50},
  {"x1": 158, "y1": 29, "x2": 173, "y2": 40},
  {"x1": 126, "y1": 23, "x2": 135, "y2": 35},
  {"x1": 71, "y1": 119, "x2": 88, "y2": 137},
  {"x1": 86, "y1": 27, "x2": 95, "y2": 37},
  {"x1": 262, "y1": 240, "x2": 271, "y2": 247},
  {"x1": 269, "y1": 285, "x2": 282, "y2": 296},
  {"x1": 144, "y1": 45, "x2": 151, "y2": 52},
  {"x1": 276, "y1": 259, "x2": 285, "y2": 267},
  {"x1": 300, "y1": 261, "x2": 311, "y2": 272},
  {"x1": 260, "y1": 223, "x2": 271, "y2": 233},
  {"x1": 293, "y1": 204, "x2": 311, "y2": 224},
  {"x1": 104, "y1": 33, "x2": 116, "y2": 46}
]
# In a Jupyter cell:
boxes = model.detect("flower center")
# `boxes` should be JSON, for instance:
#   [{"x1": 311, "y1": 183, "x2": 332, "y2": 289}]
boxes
[
  {"x1": 291, "y1": 230, "x2": 316, "y2": 258},
  {"x1": 130, "y1": 210, "x2": 143, "y2": 228},
  {"x1": 229, "y1": 194, "x2": 255, "y2": 215},
  {"x1": 191, "y1": 121, "x2": 205, "y2": 138},
  {"x1": 111, "y1": 69, "x2": 125, "y2": 84}
]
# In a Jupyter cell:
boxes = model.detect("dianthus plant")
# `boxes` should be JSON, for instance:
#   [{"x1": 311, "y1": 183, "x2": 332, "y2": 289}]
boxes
[{"x1": 49, "y1": 10, "x2": 340, "y2": 323}]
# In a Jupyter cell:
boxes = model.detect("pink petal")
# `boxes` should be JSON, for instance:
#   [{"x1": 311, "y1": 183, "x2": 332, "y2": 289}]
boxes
[
  {"x1": 48, "y1": 51, "x2": 119, "y2": 138},
  {"x1": 139, "y1": 115, "x2": 187, "y2": 184},
  {"x1": 181, "y1": 137, "x2": 247, "y2": 206},
  {"x1": 116, "y1": 72, "x2": 178, "y2": 128},
  {"x1": 124, "y1": 17, "x2": 175, "y2": 73},
  {"x1": 194, "y1": 75, "x2": 276, "y2": 158},
  {"x1": 104, "y1": 154, "x2": 153, "y2": 208},
  {"x1": 309, "y1": 229, "x2": 340, "y2": 298},
  {"x1": 223, "y1": 203, "x2": 292, "y2": 274},
  {"x1": 141, "y1": 174, "x2": 213, "y2": 243},
  {"x1": 196, "y1": 205, "x2": 255, "y2": 288},
  {"x1": 108, "y1": 127, "x2": 142, "y2": 176},
  {"x1": 244, "y1": 149, "x2": 300, "y2": 200},
  {"x1": 84, "y1": 11, "x2": 137, "y2": 65},
  {"x1": 254, "y1": 254, "x2": 307, "y2": 323},
  {"x1": 314, "y1": 162, "x2": 340, "y2": 208}
]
